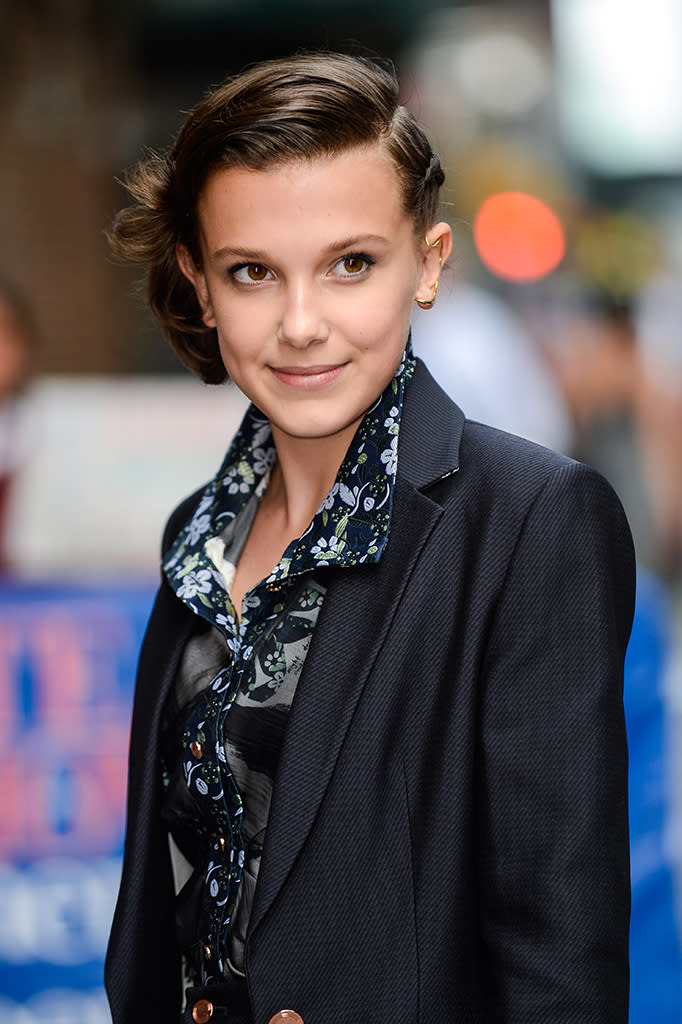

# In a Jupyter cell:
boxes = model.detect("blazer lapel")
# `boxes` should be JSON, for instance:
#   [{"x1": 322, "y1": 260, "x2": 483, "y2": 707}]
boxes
[{"x1": 248, "y1": 360, "x2": 465, "y2": 935}]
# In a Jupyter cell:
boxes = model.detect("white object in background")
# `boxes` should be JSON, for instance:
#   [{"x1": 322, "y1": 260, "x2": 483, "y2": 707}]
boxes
[
  {"x1": 412, "y1": 281, "x2": 574, "y2": 455},
  {"x1": 5, "y1": 376, "x2": 249, "y2": 579},
  {"x1": 552, "y1": 0, "x2": 682, "y2": 175}
]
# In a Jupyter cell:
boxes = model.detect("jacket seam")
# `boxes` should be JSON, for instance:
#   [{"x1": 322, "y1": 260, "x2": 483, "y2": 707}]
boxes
[{"x1": 401, "y1": 756, "x2": 421, "y2": 1024}]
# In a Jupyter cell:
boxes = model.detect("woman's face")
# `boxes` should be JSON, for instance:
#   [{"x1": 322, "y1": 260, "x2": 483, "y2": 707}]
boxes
[{"x1": 178, "y1": 145, "x2": 450, "y2": 449}]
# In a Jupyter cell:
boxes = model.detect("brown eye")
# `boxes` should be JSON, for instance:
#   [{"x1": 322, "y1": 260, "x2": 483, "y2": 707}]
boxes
[
  {"x1": 231, "y1": 262, "x2": 272, "y2": 284},
  {"x1": 341, "y1": 255, "x2": 365, "y2": 275},
  {"x1": 247, "y1": 264, "x2": 267, "y2": 280}
]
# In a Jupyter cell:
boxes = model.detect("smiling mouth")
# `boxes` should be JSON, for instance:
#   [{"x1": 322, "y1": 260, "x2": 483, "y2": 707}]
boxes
[{"x1": 270, "y1": 364, "x2": 347, "y2": 388}]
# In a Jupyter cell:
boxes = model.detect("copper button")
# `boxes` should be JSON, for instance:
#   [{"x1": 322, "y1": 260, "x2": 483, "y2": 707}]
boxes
[
  {"x1": 268, "y1": 1012, "x2": 304, "y2": 1024},
  {"x1": 192, "y1": 999, "x2": 214, "y2": 1023},
  {"x1": 190, "y1": 740, "x2": 203, "y2": 759}
]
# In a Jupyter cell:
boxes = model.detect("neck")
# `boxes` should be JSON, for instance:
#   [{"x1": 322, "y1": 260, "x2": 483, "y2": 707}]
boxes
[{"x1": 266, "y1": 421, "x2": 358, "y2": 535}]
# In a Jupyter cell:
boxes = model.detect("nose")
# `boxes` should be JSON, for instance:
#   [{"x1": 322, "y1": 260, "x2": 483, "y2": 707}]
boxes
[{"x1": 277, "y1": 279, "x2": 328, "y2": 349}]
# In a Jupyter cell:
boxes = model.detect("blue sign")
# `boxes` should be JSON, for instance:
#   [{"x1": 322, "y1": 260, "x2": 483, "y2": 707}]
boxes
[
  {"x1": 625, "y1": 572, "x2": 682, "y2": 1023},
  {"x1": 0, "y1": 581, "x2": 155, "y2": 1024}
]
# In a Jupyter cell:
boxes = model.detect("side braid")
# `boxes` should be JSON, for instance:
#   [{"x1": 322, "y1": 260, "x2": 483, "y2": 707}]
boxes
[{"x1": 423, "y1": 153, "x2": 445, "y2": 189}]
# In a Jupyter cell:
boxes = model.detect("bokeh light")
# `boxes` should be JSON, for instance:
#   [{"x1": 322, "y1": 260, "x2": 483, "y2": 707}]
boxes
[
  {"x1": 573, "y1": 210, "x2": 661, "y2": 299},
  {"x1": 473, "y1": 190, "x2": 566, "y2": 281}
]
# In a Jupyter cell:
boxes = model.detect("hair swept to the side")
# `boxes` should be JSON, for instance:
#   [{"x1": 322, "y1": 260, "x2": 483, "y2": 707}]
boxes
[{"x1": 109, "y1": 51, "x2": 445, "y2": 384}]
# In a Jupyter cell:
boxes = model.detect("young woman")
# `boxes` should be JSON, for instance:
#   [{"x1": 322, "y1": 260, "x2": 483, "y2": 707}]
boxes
[{"x1": 105, "y1": 52, "x2": 635, "y2": 1024}]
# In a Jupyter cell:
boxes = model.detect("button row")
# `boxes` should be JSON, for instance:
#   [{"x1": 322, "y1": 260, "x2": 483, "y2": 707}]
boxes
[
  {"x1": 192, "y1": 999, "x2": 213, "y2": 1023},
  {"x1": 191, "y1": 1000, "x2": 303, "y2": 1023}
]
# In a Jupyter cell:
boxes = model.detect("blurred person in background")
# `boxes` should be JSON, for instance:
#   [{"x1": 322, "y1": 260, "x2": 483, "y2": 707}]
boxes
[
  {"x1": 633, "y1": 270, "x2": 682, "y2": 959},
  {"x1": 544, "y1": 285, "x2": 682, "y2": 583},
  {"x1": 0, "y1": 279, "x2": 36, "y2": 574},
  {"x1": 635, "y1": 272, "x2": 682, "y2": 581},
  {"x1": 542, "y1": 284, "x2": 682, "y2": 1016},
  {"x1": 543, "y1": 298, "x2": 649, "y2": 555},
  {"x1": 105, "y1": 52, "x2": 635, "y2": 1024}
]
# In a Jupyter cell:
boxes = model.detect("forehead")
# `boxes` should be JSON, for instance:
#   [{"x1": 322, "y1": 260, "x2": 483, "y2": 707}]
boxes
[{"x1": 196, "y1": 145, "x2": 409, "y2": 249}]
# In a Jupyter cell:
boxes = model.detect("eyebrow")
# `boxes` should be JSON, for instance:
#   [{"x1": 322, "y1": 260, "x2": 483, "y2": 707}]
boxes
[
  {"x1": 326, "y1": 234, "x2": 390, "y2": 252},
  {"x1": 210, "y1": 234, "x2": 391, "y2": 264}
]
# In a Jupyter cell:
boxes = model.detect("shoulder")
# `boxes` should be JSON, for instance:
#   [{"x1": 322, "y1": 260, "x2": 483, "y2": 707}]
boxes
[
  {"x1": 406, "y1": 356, "x2": 584, "y2": 502},
  {"x1": 459, "y1": 416, "x2": 578, "y2": 499},
  {"x1": 405, "y1": 360, "x2": 632, "y2": 562},
  {"x1": 447, "y1": 416, "x2": 628, "y2": 543}
]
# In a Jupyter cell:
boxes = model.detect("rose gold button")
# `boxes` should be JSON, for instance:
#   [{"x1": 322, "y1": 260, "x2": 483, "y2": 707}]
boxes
[
  {"x1": 268, "y1": 1011, "x2": 303, "y2": 1024},
  {"x1": 203, "y1": 943, "x2": 212, "y2": 959},
  {"x1": 192, "y1": 999, "x2": 214, "y2": 1023},
  {"x1": 217, "y1": 836, "x2": 226, "y2": 853},
  {"x1": 190, "y1": 740, "x2": 203, "y2": 759}
]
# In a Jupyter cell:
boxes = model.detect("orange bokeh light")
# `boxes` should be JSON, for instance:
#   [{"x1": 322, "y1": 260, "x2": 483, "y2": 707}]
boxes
[{"x1": 473, "y1": 191, "x2": 565, "y2": 282}]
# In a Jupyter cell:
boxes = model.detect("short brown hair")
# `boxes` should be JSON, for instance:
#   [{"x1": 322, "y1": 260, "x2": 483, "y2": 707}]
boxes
[{"x1": 110, "y1": 52, "x2": 445, "y2": 384}]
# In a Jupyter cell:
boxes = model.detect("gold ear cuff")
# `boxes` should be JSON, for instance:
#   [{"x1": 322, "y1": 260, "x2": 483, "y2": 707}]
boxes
[{"x1": 415, "y1": 234, "x2": 443, "y2": 307}]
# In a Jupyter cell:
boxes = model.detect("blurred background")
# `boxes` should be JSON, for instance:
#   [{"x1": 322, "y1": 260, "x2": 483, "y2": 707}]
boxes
[{"x1": 0, "y1": 0, "x2": 680, "y2": 1020}]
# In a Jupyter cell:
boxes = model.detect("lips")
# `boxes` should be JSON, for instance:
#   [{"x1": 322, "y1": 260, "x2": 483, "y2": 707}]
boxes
[{"x1": 269, "y1": 363, "x2": 347, "y2": 389}]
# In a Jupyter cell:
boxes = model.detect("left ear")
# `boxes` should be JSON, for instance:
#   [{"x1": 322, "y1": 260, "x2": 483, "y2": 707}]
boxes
[{"x1": 414, "y1": 222, "x2": 453, "y2": 308}]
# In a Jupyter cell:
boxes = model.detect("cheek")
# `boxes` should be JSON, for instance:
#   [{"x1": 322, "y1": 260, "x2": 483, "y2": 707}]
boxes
[
  {"x1": 362, "y1": 284, "x2": 416, "y2": 342},
  {"x1": 213, "y1": 300, "x2": 268, "y2": 350},
  {"x1": 347, "y1": 276, "x2": 415, "y2": 333}
]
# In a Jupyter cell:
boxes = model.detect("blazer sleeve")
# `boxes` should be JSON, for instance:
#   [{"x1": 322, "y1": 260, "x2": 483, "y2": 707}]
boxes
[
  {"x1": 105, "y1": 489, "x2": 205, "y2": 1024},
  {"x1": 477, "y1": 459, "x2": 635, "y2": 1023}
]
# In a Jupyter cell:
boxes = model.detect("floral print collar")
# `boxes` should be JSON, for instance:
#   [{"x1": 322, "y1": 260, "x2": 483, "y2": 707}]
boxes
[{"x1": 163, "y1": 340, "x2": 415, "y2": 620}]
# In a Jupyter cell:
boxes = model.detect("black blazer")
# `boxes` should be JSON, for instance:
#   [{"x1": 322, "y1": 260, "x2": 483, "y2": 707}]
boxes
[{"x1": 106, "y1": 360, "x2": 635, "y2": 1024}]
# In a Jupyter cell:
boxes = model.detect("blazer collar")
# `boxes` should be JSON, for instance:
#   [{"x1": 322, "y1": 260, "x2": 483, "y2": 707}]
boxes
[
  {"x1": 248, "y1": 360, "x2": 464, "y2": 942},
  {"x1": 399, "y1": 357, "x2": 464, "y2": 491}
]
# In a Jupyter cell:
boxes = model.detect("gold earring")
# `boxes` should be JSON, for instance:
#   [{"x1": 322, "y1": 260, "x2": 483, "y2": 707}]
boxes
[
  {"x1": 414, "y1": 279, "x2": 439, "y2": 309},
  {"x1": 415, "y1": 234, "x2": 444, "y2": 307},
  {"x1": 425, "y1": 233, "x2": 444, "y2": 265}
]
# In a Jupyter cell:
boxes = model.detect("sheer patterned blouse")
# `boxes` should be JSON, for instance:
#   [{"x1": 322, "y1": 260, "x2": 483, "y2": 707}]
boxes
[{"x1": 159, "y1": 343, "x2": 415, "y2": 989}]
